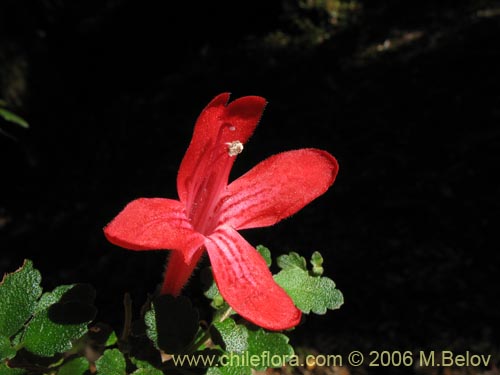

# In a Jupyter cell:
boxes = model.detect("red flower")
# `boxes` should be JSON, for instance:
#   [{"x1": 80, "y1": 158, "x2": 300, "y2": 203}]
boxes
[{"x1": 104, "y1": 93, "x2": 338, "y2": 330}]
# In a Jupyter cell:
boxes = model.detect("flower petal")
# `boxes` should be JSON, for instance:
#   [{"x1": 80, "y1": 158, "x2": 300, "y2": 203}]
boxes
[
  {"x1": 177, "y1": 93, "x2": 267, "y2": 204},
  {"x1": 217, "y1": 149, "x2": 338, "y2": 230},
  {"x1": 205, "y1": 226, "x2": 301, "y2": 330},
  {"x1": 104, "y1": 198, "x2": 205, "y2": 255}
]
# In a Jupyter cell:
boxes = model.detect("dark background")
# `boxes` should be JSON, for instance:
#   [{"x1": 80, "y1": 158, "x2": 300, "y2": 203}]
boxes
[{"x1": 1, "y1": 0, "x2": 499, "y2": 362}]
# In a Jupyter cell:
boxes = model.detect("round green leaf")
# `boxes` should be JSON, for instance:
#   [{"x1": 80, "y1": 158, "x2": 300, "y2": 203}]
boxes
[
  {"x1": 22, "y1": 284, "x2": 95, "y2": 357},
  {"x1": 58, "y1": 357, "x2": 90, "y2": 375},
  {"x1": 246, "y1": 329, "x2": 294, "y2": 370},
  {"x1": 96, "y1": 349, "x2": 126, "y2": 375},
  {"x1": 0, "y1": 260, "x2": 42, "y2": 337},
  {"x1": 212, "y1": 318, "x2": 293, "y2": 371},
  {"x1": 23, "y1": 309, "x2": 89, "y2": 357},
  {"x1": 274, "y1": 268, "x2": 344, "y2": 314},
  {"x1": 212, "y1": 318, "x2": 248, "y2": 354}
]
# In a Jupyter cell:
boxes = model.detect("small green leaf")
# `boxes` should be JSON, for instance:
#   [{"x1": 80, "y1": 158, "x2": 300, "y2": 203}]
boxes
[
  {"x1": 145, "y1": 295, "x2": 199, "y2": 354},
  {"x1": 88, "y1": 323, "x2": 118, "y2": 347},
  {"x1": 0, "y1": 363, "x2": 26, "y2": 375},
  {"x1": 0, "y1": 108, "x2": 29, "y2": 129},
  {"x1": 256, "y1": 246, "x2": 272, "y2": 267},
  {"x1": 96, "y1": 349, "x2": 126, "y2": 375},
  {"x1": 274, "y1": 268, "x2": 343, "y2": 314},
  {"x1": 22, "y1": 284, "x2": 95, "y2": 357},
  {"x1": 310, "y1": 251, "x2": 324, "y2": 276},
  {"x1": 204, "y1": 282, "x2": 218, "y2": 299},
  {"x1": 201, "y1": 268, "x2": 227, "y2": 309},
  {"x1": 0, "y1": 260, "x2": 42, "y2": 338},
  {"x1": 0, "y1": 336, "x2": 16, "y2": 360},
  {"x1": 105, "y1": 331, "x2": 118, "y2": 347},
  {"x1": 246, "y1": 329, "x2": 294, "y2": 370},
  {"x1": 204, "y1": 279, "x2": 221, "y2": 301},
  {"x1": 58, "y1": 357, "x2": 90, "y2": 375},
  {"x1": 276, "y1": 252, "x2": 307, "y2": 271},
  {"x1": 212, "y1": 318, "x2": 248, "y2": 354}
]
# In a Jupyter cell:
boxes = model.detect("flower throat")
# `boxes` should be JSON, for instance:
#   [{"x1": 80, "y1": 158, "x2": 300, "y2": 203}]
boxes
[{"x1": 186, "y1": 123, "x2": 241, "y2": 235}]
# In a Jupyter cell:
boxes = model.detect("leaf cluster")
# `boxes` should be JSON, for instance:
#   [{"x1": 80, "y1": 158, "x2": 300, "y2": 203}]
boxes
[{"x1": 0, "y1": 246, "x2": 342, "y2": 375}]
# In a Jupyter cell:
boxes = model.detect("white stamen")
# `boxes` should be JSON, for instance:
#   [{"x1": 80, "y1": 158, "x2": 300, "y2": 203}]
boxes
[
  {"x1": 226, "y1": 141, "x2": 244, "y2": 156},
  {"x1": 229, "y1": 126, "x2": 236, "y2": 131}
]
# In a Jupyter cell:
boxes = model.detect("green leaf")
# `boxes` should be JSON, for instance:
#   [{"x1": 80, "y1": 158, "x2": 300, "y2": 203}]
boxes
[
  {"x1": 212, "y1": 318, "x2": 293, "y2": 371},
  {"x1": 246, "y1": 329, "x2": 294, "y2": 370},
  {"x1": 35, "y1": 283, "x2": 96, "y2": 319},
  {"x1": 105, "y1": 331, "x2": 118, "y2": 347},
  {"x1": 0, "y1": 108, "x2": 29, "y2": 129},
  {"x1": 201, "y1": 268, "x2": 217, "y2": 299},
  {"x1": 58, "y1": 357, "x2": 90, "y2": 375},
  {"x1": 0, "y1": 363, "x2": 26, "y2": 375},
  {"x1": 0, "y1": 260, "x2": 42, "y2": 338},
  {"x1": 256, "y1": 246, "x2": 272, "y2": 267},
  {"x1": 0, "y1": 336, "x2": 16, "y2": 360},
  {"x1": 130, "y1": 357, "x2": 162, "y2": 373},
  {"x1": 203, "y1": 280, "x2": 220, "y2": 300},
  {"x1": 131, "y1": 369, "x2": 164, "y2": 375},
  {"x1": 310, "y1": 251, "x2": 324, "y2": 276},
  {"x1": 96, "y1": 349, "x2": 126, "y2": 375},
  {"x1": 201, "y1": 268, "x2": 226, "y2": 309},
  {"x1": 274, "y1": 268, "x2": 343, "y2": 314},
  {"x1": 276, "y1": 252, "x2": 307, "y2": 271},
  {"x1": 212, "y1": 319, "x2": 248, "y2": 354},
  {"x1": 86, "y1": 323, "x2": 117, "y2": 348},
  {"x1": 145, "y1": 295, "x2": 199, "y2": 354},
  {"x1": 22, "y1": 284, "x2": 96, "y2": 357}
]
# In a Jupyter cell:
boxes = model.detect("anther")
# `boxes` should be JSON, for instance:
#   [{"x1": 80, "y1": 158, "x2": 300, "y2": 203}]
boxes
[{"x1": 227, "y1": 141, "x2": 244, "y2": 156}]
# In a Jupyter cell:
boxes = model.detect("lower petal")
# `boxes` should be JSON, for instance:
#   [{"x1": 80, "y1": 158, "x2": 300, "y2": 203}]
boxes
[{"x1": 205, "y1": 226, "x2": 301, "y2": 330}]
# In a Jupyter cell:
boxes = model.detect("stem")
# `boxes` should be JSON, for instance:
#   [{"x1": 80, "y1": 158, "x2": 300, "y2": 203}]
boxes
[
  {"x1": 217, "y1": 305, "x2": 234, "y2": 323},
  {"x1": 121, "y1": 293, "x2": 132, "y2": 341}
]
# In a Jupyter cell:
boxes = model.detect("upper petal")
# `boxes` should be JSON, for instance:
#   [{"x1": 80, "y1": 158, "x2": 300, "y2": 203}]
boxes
[
  {"x1": 205, "y1": 226, "x2": 301, "y2": 331},
  {"x1": 104, "y1": 198, "x2": 205, "y2": 257},
  {"x1": 177, "y1": 93, "x2": 267, "y2": 205},
  {"x1": 217, "y1": 149, "x2": 338, "y2": 230}
]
